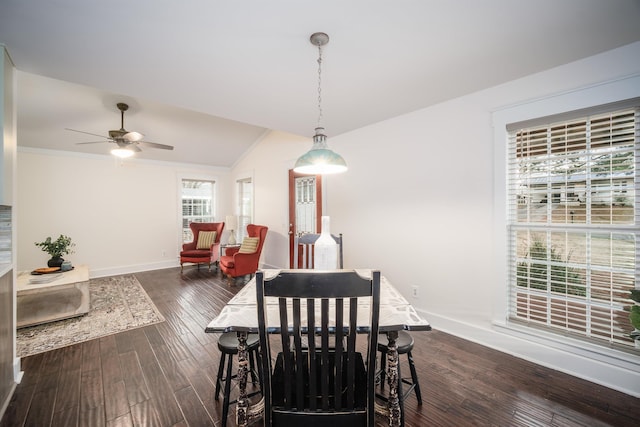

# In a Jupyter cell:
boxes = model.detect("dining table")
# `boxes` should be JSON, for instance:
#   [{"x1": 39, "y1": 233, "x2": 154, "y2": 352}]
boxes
[{"x1": 205, "y1": 269, "x2": 431, "y2": 427}]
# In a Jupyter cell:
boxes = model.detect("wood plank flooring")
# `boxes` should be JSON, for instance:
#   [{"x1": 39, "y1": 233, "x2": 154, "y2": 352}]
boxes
[{"x1": 1, "y1": 267, "x2": 639, "y2": 426}]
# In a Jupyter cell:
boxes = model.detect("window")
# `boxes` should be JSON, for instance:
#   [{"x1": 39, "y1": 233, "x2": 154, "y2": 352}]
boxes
[
  {"x1": 507, "y1": 104, "x2": 639, "y2": 351},
  {"x1": 236, "y1": 177, "x2": 253, "y2": 242},
  {"x1": 181, "y1": 179, "x2": 215, "y2": 242},
  {"x1": 295, "y1": 175, "x2": 318, "y2": 234}
]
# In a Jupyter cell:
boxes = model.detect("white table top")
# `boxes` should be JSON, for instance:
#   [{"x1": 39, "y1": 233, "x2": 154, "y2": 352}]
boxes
[
  {"x1": 17, "y1": 264, "x2": 89, "y2": 292},
  {"x1": 205, "y1": 269, "x2": 430, "y2": 334}
]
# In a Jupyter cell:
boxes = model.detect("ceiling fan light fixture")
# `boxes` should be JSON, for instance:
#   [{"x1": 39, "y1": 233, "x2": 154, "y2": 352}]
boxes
[
  {"x1": 123, "y1": 131, "x2": 144, "y2": 142},
  {"x1": 111, "y1": 148, "x2": 135, "y2": 158},
  {"x1": 294, "y1": 32, "x2": 347, "y2": 175},
  {"x1": 67, "y1": 102, "x2": 174, "y2": 155}
]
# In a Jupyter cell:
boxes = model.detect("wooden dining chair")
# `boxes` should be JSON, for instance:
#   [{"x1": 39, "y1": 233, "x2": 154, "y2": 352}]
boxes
[
  {"x1": 293, "y1": 233, "x2": 343, "y2": 269},
  {"x1": 256, "y1": 269, "x2": 380, "y2": 427}
]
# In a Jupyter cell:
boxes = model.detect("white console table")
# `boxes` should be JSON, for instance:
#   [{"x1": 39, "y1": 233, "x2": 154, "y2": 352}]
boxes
[{"x1": 16, "y1": 265, "x2": 89, "y2": 328}]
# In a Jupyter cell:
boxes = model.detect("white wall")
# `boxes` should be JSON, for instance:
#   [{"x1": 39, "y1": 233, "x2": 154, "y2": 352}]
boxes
[
  {"x1": 17, "y1": 149, "x2": 232, "y2": 277},
  {"x1": 232, "y1": 41, "x2": 640, "y2": 396},
  {"x1": 230, "y1": 130, "x2": 308, "y2": 269}
]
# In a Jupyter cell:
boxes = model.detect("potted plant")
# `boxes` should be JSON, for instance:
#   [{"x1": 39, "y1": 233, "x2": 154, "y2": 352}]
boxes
[
  {"x1": 630, "y1": 289, "x2": 640, "y2": 348},
  {"x1": 35, "y1": 234, "x2": 75, "y2": 267}
]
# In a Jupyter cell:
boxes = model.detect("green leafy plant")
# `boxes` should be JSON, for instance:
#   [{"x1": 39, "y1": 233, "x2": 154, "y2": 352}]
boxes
[
  {"x1": 34, "y1": 234, "x2": 75, "y2": 258},
  {"x1": 630, "y1": 289, "x2": 640, "y2": 342}
]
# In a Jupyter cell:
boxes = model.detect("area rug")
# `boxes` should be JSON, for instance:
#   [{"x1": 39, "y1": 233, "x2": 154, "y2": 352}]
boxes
[{"x1": 17, "y1": 274, "x2": 165, "y2": 358}]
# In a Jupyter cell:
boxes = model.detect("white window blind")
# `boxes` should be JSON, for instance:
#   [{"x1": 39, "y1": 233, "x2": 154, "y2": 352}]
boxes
[
  {"x1": 507, "y1": 106, "x2": 639, "y2": 350},
  {"x1": 237, "y1": 177, "x2": 253, "y2": 242},
  {"x1": 295, "y1": 176, "x2": 317, "y2": 234},
  {"x1": 181, "y1": 179, "x2": 215, "y2": 242}
]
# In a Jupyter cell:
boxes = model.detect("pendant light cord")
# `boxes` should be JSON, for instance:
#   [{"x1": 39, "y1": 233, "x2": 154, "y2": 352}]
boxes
[
  {"x1": 317, "y1": 43, "x2": 323, "y2": 130},
  {"x1": 294, "y1": 32, "x2": 347, "y2": 174}
]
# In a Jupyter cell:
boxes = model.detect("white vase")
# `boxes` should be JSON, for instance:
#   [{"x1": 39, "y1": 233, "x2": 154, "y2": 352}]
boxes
[{"x1": 314, "y1": 216, "x2": 338, "y2": 270}]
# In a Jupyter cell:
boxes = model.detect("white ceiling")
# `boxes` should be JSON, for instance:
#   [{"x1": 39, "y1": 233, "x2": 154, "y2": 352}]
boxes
[{"x1": 1, "y1": 0, "x2": 640, "y2": 167}]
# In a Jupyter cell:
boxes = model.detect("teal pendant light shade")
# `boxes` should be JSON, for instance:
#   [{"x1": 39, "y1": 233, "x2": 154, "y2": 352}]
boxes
[
  {"x1": 294, "y1": 32, "x2": 347, "y2": 175},
  {"x1": 294, "y1": 128, "x2": 347, "y2": 174}
]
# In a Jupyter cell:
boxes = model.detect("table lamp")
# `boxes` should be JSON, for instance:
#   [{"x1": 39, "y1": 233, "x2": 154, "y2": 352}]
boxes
[{"x1": 225, "y1": 215, "x2": 237, "y2": 245}]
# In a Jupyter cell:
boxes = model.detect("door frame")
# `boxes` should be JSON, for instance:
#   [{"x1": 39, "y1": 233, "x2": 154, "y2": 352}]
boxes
[{"x1": 288, "y1": 170, "x2": 322, "y2": 268}]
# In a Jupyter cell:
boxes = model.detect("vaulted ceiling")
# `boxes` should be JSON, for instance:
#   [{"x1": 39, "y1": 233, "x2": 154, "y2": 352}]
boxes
[{"x1": 1, "y1": 1, "x2": 640, "y2": 166}]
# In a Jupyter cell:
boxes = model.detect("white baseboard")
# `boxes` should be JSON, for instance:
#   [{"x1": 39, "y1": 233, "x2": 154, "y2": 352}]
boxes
[
  {"x1": 89, "y1": 260, "x2": 179, "y2": 278},
  {"x1": 422, "y1": 310, "x2": 640, "y2": 398},
  {"x1": 13, "y1": 357, "x2": 22, "y2": 383},
  {"x1": 0, "y1": 358, "x2": 21, "y2": 421}
]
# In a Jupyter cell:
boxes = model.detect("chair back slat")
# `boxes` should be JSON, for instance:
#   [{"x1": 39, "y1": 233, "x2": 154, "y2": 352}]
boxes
[
  {"x1": 307, "y1": 300, "x2": 317, "y2": 411},
  {"x1": 292, "y1": 299, "x2": 305, "y2": 408},
  {"x1": 320, "y1": 298, "x2": 330, "y2": 410},
  {"x1": 347, "y1": 298, "x2": 358, "y2": 409},
  {"x1": 278, "y1": 298, "x2": 293, "y2": 410},
  {"x1": 334, "y1": 298, "x2": 344, "y2": 410},
  {"x1": 257, "y1": 270, "x2": 380, "y2": 426},
  {"x1": 256, "y1": 275, "x2": 271, "y2": 425}
]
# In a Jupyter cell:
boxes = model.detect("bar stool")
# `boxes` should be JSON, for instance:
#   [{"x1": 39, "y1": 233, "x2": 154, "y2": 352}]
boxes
[
  {"x1": 376, "y1": 330, "x2": 422, "y2": 404},
  {"x1": 215, "y1": 332, "x2": 262, "y2": 427}
]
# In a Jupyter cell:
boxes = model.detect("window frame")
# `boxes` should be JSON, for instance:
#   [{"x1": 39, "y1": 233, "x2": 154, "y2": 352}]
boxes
[
  {"x1": 491, "y1": 76, "x2": 640, "y2": 371},
  {"x1": 236, "y1": 175, "x2": 253, "y2": 242},
  {"x1": 507, "y1": 104, "x2": 639, "y2": 352},
  {"x1": 177, "y1": 174, "x2": 218, "y2": 244}
]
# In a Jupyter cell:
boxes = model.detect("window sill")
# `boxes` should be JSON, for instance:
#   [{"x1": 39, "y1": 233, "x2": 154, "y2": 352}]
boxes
[{"x1": 493, "y1": 320, "x2": 640, "y2": 374}]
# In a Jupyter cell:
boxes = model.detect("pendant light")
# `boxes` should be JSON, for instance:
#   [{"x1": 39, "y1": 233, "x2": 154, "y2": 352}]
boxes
[{"x1": 294, "y1": 32, "x2": 347, "y2": 175}]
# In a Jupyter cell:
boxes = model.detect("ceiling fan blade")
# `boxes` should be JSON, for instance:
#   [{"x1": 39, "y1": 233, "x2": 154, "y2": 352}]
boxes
[
  {"x1": 76, "y1": 141, "x2": 110, "y2": 145},
  {"x1": 123, "y1": 131, "x2": 144, "y2": 142},
  {"x1": 130, "y1": 144, "x2": 142, "y2": 152},
  {"x1": 65, "y1": 128, "x2": 110, "y2": 139},
  {"x1": 138, "y1": 141, "x2": 174, "y2": 151}
]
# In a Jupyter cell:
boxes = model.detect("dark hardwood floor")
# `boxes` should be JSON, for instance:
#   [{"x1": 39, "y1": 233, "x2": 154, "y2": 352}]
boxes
[{"x1": 1, "y1": 267, "x2": 639, "y2": 426}]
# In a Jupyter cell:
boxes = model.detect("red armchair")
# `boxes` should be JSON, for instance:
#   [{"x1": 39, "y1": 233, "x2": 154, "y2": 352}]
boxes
[
  {"x1": 180, "y1": 222, "x2": 225, "y2": 272},
  {"x1": 220, "y1": 224, "x2": 268, "y2": 282}
]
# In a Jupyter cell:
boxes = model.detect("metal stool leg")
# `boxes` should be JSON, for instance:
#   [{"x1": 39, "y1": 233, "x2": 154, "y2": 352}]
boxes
[
  {"x1": 215, "y1": 352, "x2": 226, "y2": 400},
  {"x1": 248, "y1": 347, "x2": 258, "y2": 384},
  {"x1": 407, "y1": 350, "x2": 422, "y2": 404},
  {"x1": 379, "y1": 347, "x2": 387, "y2": 390},
  {"x1": 221, "y1": 352, "x2": 234, "y2": 427}
]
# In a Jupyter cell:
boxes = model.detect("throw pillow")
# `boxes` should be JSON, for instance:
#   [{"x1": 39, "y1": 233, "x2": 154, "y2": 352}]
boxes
[
  {"x1": 238, "y1": 237, "x2": 260, "y2": 254},
  {"x1": 196, "y1": 231, "x2": 217, "y2": 249}
]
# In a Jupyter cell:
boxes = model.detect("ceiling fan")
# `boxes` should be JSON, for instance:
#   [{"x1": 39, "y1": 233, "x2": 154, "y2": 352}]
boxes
[{"x1": 65, "y1": 102, "x2": 174, "y2": 157}]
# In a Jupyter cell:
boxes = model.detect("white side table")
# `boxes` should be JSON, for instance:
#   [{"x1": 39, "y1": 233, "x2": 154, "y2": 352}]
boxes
[{"x1": 16, "y1": 265, "x2": 90, "y2": 328}]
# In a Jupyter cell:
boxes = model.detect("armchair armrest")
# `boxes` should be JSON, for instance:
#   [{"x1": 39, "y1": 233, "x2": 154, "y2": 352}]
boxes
[
  {"x1": 182, "y1": 242, "x2": 197, "y2": 251},
  {"x1": 225, "y1": 246, "x2": 241, "y2": 256},
  {"x1": 231, "y1": 251, "x2": 258, "y2": 272}
]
